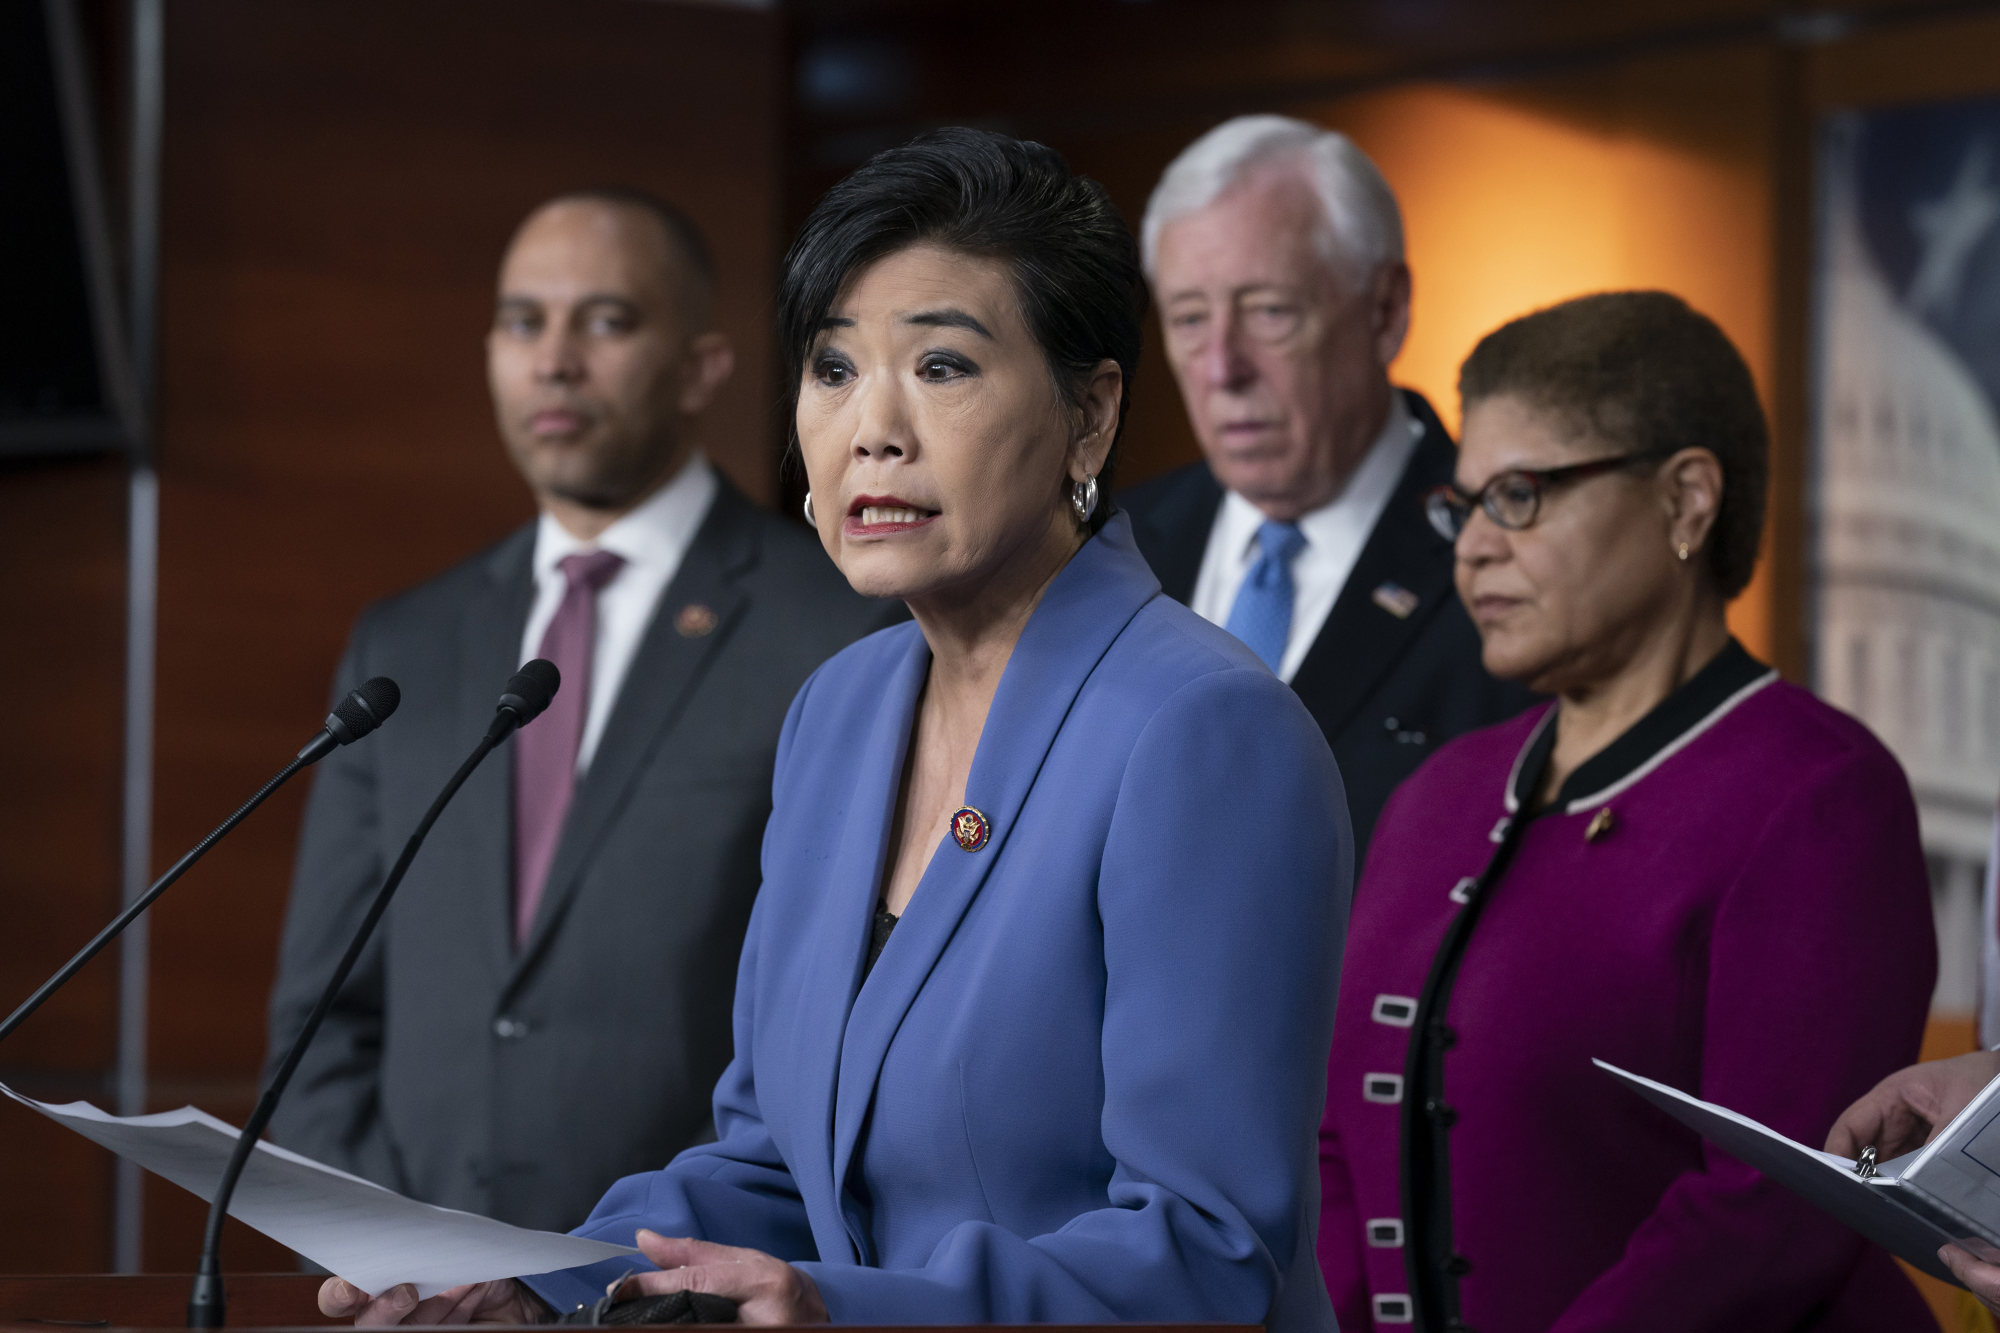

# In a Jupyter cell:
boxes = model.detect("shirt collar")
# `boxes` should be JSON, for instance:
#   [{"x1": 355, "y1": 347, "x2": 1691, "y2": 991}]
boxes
[
  {"x1": 1504, "y1": 638, "x2": 1779, "y2": 815},
  {"x1": 1295, "y1": 392, "x2": 1419, "y2": 553},
  {"x1": 1216, "y1": 391, "x2": 1422, "y2": 562},
  {"x1": 530, "y1": 452, "x2": 718, "y2": 585}
]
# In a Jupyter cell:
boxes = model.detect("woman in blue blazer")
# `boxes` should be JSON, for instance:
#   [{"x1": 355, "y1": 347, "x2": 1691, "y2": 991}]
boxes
[{"x1": 327, "y1": 129, "x2": 1350, "y2": 1332}]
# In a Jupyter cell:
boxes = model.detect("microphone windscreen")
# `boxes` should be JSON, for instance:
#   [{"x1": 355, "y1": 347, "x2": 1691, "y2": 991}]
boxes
[
  {"x1": 499, "y1": 658, "x2": 561, "y2": 724},
  {"x1": 327, "y1": 676, "x2": 401, "y2": 745}
]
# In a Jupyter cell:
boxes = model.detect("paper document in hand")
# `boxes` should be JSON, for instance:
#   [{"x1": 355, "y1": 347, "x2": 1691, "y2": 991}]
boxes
[
  {"x1": 0, "y1": 1082, "x2": 636, "y2": 1298},
  {"x1": 1594, "y1": 1059, "x2": 2000, "y2": 1287}
]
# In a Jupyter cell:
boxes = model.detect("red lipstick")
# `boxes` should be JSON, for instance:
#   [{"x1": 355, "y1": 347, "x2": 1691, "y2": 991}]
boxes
[{"x1": 845, "y1": 494, "x2": 939, "y2": 537}]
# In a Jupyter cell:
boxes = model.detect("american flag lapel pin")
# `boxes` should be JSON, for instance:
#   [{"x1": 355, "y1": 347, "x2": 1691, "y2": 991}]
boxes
[
  {"x1": 675, "y1": 603, "x2": 718, "y2": 637},
  {"x1": 1372, "y1": 581, "x2": 1419, "y2": 619}
]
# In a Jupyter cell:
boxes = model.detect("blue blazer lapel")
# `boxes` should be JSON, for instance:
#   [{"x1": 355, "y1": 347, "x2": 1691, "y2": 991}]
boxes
[
  {"x1": 790, "y1": 629, "x2": 927, "y2": 1244},
  {"x1": 827, "y1": 515, "x2": 1161, "y2": 1198}
]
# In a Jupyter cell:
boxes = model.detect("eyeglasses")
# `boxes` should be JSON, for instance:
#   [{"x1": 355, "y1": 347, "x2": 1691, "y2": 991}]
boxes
[{"x1": 1424, "y1": 451, "x2": 1669, "y2": 543}]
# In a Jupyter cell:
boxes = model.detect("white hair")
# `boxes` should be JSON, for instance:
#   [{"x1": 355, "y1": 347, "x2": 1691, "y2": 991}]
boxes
[{"x1": 1140, "y1": 114, "x2": 1405, "y2": 285}]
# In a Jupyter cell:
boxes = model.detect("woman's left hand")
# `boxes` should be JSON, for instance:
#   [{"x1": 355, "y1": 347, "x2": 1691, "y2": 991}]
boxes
[{"x1": 620, "y1": 1231, "x2": 828, "y2": 1326}]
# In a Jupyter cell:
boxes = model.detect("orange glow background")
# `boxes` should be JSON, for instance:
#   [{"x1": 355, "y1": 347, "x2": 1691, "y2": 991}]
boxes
[{"x1": 1317, "y1": 79, "x2": 1779, "y2": 662}]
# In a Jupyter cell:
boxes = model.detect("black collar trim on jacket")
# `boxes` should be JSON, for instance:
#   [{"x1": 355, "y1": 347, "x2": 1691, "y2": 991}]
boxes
[{"x1": 1502, "y1": 638, "x2": 1776, "y2": 816}]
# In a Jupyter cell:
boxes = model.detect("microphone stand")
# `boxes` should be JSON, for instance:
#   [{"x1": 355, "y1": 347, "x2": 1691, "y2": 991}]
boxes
[
  {"x1": 0, "y1": 754, "x2": 315, "y2": 1044},
  {"x1": 1, "y1": 680, "x2": 396, "y2": 1045},
  {"x1": 188, "y1": 689, "x2": 544, "y2": 1328}
]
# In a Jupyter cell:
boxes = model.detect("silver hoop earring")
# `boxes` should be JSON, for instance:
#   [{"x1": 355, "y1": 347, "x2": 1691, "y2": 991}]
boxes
[
  {"x1": 803, "y1": 492, "x2": 816, "y2": 525},
  {"x1": 1070, "y1": 474, "x2": 1099, "y2": 525}
]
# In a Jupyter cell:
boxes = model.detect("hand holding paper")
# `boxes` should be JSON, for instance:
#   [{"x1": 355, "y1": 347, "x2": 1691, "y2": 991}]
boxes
[
  {"x1": 1827, "y1": 1050, "x2": 2000, "y2": 1160},
  {"x1": 318, "y1": 1275, "x2": 546, "y2": 1324},
  {"x1": 1826, "y1": 1051, "x2": 2000, "y2": 1314}
]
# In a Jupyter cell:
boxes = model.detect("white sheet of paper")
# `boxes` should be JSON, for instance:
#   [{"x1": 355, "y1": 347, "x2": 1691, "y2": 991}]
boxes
[{"x1": 1, "y1": 1082, "x2": 636, "y2": 1298}]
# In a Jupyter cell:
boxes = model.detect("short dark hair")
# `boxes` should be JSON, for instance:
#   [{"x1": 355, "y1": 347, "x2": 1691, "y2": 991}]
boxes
[
  {"x1": 545, "y1": 185, "x2": 716, "y2": 326},
  {"x1": 777, "y1": 127, "x2": 1145, "y2": 530},
  {"x1": 1457, "y1": 290, "x2": 1768, "y2": 600}
]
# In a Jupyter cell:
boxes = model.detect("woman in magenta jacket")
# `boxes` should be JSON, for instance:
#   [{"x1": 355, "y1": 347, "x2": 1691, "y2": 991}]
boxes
[{"x1": 1318, "y1": 291, "x2": 1938, "y2": 1331}]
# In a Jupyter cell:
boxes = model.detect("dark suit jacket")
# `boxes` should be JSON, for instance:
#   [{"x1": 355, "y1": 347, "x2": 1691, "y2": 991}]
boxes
[
  {"x1": 1120, "y1": 389, "x2": 1535, "y2": 862},
  {"x1": 265, "y1": 479, "x2": 894, "y2": 1232}
]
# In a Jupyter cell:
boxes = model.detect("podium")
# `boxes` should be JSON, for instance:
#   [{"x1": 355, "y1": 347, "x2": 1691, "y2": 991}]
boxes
[
  {"x1": 0, "y1": 1275, "x2": 1260, "y2": 1333},
  {"x1": 0, "y1": 1275, "x2": 332, "y2": 1326}
]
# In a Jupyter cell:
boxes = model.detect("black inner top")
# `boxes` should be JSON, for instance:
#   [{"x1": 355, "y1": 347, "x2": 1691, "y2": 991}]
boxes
[
  {"x1": 863, "y1": 903, "x2": 899, "y2": 979},
  {"x1": 1405, "y1": 637, "x2": 1771, "y2": 1330},
  {"x1": 847, "y1": 902, "x2": 902, "y2": 1262}
]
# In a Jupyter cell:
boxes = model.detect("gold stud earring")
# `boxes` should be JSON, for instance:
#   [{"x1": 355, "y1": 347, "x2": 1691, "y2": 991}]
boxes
[{"x1": 1676, "y1": 541, "x2": 1690, "y2": 562}]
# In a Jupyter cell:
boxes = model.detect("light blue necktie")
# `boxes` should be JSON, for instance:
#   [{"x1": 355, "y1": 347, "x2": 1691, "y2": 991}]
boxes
[{"x1": 1224, "y1": 520, "x2": 1307, "y2": 672}]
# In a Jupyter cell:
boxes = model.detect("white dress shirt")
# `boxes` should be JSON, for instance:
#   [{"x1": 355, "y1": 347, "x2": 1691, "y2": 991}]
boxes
[
  {"x1": 519, "y1": 453, "x2": 719, "y2": 775},
  {"x1": 1190, "y1": 395, "x2": 1422, "y2": 683}
]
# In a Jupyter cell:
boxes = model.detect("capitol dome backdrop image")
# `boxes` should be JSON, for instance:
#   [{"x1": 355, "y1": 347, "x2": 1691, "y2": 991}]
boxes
[{"x1": 1814, "y1": 100, "x2": 2000, "y2": 1036}]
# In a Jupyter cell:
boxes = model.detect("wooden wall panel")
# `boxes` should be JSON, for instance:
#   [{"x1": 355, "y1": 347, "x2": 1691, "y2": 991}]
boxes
[
  {"x1": 1808, "y1": 10, "x2": 2000, "y2": 110},
  {"x1": 0, "y1": 456, "x2": 129, "y2": 1272}
]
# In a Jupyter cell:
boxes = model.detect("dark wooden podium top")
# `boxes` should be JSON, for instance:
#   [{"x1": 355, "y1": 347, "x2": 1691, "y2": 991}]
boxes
[
  {"x1": 0, "y1": 1274, "x2": 1260, "y2": 1333},
  {"x1": 0, "y1": 1275, "x2": 334, "y2": 1327}
]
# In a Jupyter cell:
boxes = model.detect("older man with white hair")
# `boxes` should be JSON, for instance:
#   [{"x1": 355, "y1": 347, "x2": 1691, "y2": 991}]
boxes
[{"x1": 1122, "y1": 114, "x2": 1530, "y2": 856}]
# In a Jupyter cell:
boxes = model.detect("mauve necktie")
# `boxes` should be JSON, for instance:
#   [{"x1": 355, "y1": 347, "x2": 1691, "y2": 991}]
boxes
[
  {"x1": 1223, "y1": 520, "x2": 1307, "y2": 673},
  {"x1": 513, "y1": 548, "x2": 625, "y2": 947}
]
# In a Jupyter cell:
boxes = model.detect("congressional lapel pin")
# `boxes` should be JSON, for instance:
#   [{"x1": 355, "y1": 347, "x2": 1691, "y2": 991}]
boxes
[
  {"x1": 1585, "y1": 807, "x2": 1616, "y2": 843},
  {"x1": 950, "y1": 806, "x2": 991, "y2": 852},
  {"x1": 675, "y1": 603, "x2": 718, "y2": 637},
  {"x1": 1371, "y1": 581, "x2": 1420, "y2": 619}
]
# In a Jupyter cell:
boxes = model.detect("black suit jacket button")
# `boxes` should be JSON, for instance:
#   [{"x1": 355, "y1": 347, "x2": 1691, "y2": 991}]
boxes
[{"x1": 493, "y1": 1016, "x2": 528, "y2": 1040}]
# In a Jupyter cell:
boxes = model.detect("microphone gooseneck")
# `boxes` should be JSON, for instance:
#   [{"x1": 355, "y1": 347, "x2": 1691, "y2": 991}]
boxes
[
  {"x1": 189, "y1": 663, "x2": 560, "y2": 1328},
  {"x1": 0, "y1": 676, "x2": 401, "y2": 1048}
]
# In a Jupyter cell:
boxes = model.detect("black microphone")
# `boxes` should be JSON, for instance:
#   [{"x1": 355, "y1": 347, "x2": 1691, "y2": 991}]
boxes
[
  {"x1": 189, "y1": 661, "x2": 560, "y2": 1328},
  {"x1": 488, "y1": 657, "x2": 561, "y2": 743},
  {"x1": 299, "y1": 675, "x2": 402, "y2": 764},
  {"x1": 0, "y1": 676, "x2": 401, "y2": 1047}
]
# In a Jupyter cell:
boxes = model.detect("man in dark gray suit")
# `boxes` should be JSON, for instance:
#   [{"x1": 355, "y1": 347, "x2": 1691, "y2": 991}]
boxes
[
  {"x1": 1121, "y1": 116, "x2": 1532, "y2": 861},
  {"x1": 266, "y1": 190, "x2": 888, "y2": 1232}
]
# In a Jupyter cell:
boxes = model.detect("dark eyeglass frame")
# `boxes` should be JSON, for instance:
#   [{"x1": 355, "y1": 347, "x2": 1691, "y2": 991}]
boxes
[{"x1": 1424, "y1": 449, "x2": 1673, "y2": 543}]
